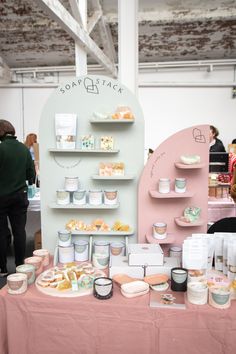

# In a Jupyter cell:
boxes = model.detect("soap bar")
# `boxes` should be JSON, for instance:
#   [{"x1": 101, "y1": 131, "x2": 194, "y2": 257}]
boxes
[
  {"x1": 100, "y1": 136, "x2": 114, "y2": 150},
  {"x1": 184, "y1": 206, "x2": 201, "y2": 222},
  {"x1": 180, "y1": 155, "x2": 201, "y2": 165},
  {"x1": 121, "y1": 280, "x2": 149, "y2": 294}
]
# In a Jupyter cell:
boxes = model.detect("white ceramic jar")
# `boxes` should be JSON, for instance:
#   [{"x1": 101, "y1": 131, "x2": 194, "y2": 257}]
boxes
[{"x1": 158, "y1": 178, "x2": 170, "y2": 193}]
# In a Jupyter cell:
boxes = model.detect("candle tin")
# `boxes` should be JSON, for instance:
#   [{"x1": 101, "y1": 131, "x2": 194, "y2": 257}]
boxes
[
  {"x1": 74, "y1": 240, "x2": 89, "y2": 262},
  {"x1": 56, "y1": 189, "x2": 70, "y2": 205},
  {"x1": 169, "y1": 246, "x2": 182, "y2": 264},
  {"x1": 209, "y1": 287, "x2": 231, "y2": 309},
  {"x1": 88, "y1": 189, "x2": 103, "y2": 205},
  {"x1": 93, "y1": 277, "x2": 113, "y2": 300},
  {"x1": 158, "y1": 178, "x2": 170, "y2": 194},
  {"x1": 7, "y1": 273, "x2": 28, "y2": 295},
  {"x1": 175, "y1": 178, "x2": 186, "y2": 193},
  {"x1": 33, "y1": 249, "x2": 50, "y2": 267},
  {"x1": 64, "y1": 177, "x2": 79, "y2": 192},
  {"x1": 94, "y1": 240, "x2": 110, "y2": 256},
  {"x1": 110, "y1": 241, "x2": 125, "y2": 257},
  {"x1": 73, "y1": 189, "x2": 86, "y2": 205},
  {"x1": 104, "y1": 189, "x2": 118, "y2": 205},
  {"x1": 171, "y1": 267, "x2": 188, "y2": 292},
  {"x1": 16, "y1": 264, "x2": 36, "y2": 285},
  {"x1": 58, "y1": 245, "x2": 74, "y2": 263},
  {"x1": 58, "y1": 230, "x2": 72, "y2": 247},
  {"x1": 92, "y1": 253, "x2": 109, "y2": 269},
  {"x1": 187, "y1": 282, "x2": 208, "y2": 305},
  {"x1": 24, "y1": 256, "x2": 43, "y2": 276},
  {"x1": 152, "y1": 222, "x2": 167, "y2": 240}
]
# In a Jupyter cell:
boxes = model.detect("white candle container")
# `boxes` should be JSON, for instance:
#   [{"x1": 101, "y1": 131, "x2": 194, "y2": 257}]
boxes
[
  {"x1": 169, "y1": 246, "x2": 182, "y2": 263},
  {"x1": 56, "y1": 190, "x2": 70, "y2": 205},
  {"x1": 64, "y1": 177, "x2": 79, "y2": 192},
  {"x1": 175, "y1": 178, "x2": 186, "y2": 193},
  {"x1": 58, "y1": 245, "x2": 74, "y2": 263},
  {"x1": 94, "y1": 241, "x2": 110, "y2": 256},
  {"x1": 7, "y1": 273, "x2": 28, "y2": 295},
  {"x1": 89, "y1": 190, "x2": 103, "y2": 205},
  {"x1": 92, "y1": 253, "x2": 109, "y2": 269},
  {"x1": 158, "y1": 178, "x2": 170, "y2": 194},
  {"x1": 152, "y1": 222, "x2": 167, "y2": 240},
  {"x1": 33, "y1": 249, "x2": 50, "y2": 267},
  {"x1": 73, "y1": 189, "x2": 86, "y2": 205},
  {"x1": 187, "y1": 282, "x2": 208, "y2": 305},
  {"x1": 104, "y1": 190, "x2": 118, "y2": 205},
  {"x1": 110, "y1": 241, "x2": 125, "y2": 257},
  {"x1": 16, "y1": 264, "x2": 36, "y2": 285},
  {"x1": 209, "y1": 287, "x2": 231, "y2": 309},
  {"x1": 58, "y1": 230, "x2": 72, "y2": 247},
  {"x1": 74, "y1": 240, "x2": 89, "y2": 262}
]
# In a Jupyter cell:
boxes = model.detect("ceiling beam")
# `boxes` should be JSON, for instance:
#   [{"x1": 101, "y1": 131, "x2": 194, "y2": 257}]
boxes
[
  {"x1": 69, "y1": 0, "x2": 84, "y2": 27},
  {"x1": 35, "y1": 0, "x2": 117, "y2": 77}
]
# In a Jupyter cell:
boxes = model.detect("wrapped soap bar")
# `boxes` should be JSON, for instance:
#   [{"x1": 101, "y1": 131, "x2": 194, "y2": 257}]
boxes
[
  {"x1": 184, "y1": 206, "x2": 201, "y2": 222},
  {"x1": 100, "y1": 136, "x2": 114, "y2": 150},
  {"x1": 180, "y1": 155, "x2": 201, "y2": 165},
  {"x1": 81, "y1": 135, "x2": 95, "y2": 149}
]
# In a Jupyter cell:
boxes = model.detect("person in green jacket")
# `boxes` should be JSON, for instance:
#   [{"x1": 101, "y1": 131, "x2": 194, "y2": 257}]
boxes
[{"x1": 0, "y1": 119, "x2": 35, "y2": 276}]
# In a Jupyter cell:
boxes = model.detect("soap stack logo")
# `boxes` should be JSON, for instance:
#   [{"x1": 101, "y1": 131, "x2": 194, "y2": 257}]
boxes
[{"x1": 83, "y1": 77, "x2": 99, "y2": 94}]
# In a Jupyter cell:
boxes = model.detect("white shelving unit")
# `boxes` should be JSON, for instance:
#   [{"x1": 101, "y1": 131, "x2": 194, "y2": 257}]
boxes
[{"x1": 39, "y1": 75, "x2": 144, "y2": 254}]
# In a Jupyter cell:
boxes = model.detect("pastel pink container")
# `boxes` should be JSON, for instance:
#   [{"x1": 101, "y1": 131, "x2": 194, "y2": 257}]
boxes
[
  {"x1": 24, "y1": 256, "x2": 43, "y2": 275},
  {"x1": 33, "y1": 249, "x2": 50, "y2": 267}
]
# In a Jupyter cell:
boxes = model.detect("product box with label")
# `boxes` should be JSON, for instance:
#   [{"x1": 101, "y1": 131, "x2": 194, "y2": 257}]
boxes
[
  {"x1": 145, "y1": 257, "x2": 180, "y2": 277},
  {"x1": 128, "y1": 243, "x2": 164, "y2": 266},
  {"x1": 109, "y1": 256, "x2": 144, "y2": 279}
]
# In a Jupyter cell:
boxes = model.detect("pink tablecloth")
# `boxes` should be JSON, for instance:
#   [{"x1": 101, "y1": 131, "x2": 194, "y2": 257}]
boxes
[{"x1": 1, "y1": 282, "x2": 236, "y2": 354}]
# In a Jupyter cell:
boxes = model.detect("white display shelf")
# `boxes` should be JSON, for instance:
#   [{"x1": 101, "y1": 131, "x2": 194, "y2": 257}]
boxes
[
  {"x1": 48, "y1": 148, "x2": 119, "y2": 154},
  {"x1": 92, "y1": 175, "x2": 134, "y2": 180},
  {"x1": 49, "y1": 202, "x2": 119, "y2": 209},
  {"x1": 174, "y1": 162, "x2": 205, "y2": 169},
  {"x1": 149, "y1": 190, "x2": 194, "y2": 198},
  {"x1": 146, "y1": 233, "x2": 175, "y2": 244},
  {"x1": 70, "y1": 230, "x2": 134, "y2": 236},
  {"x1": 90, "y1": 119, "x2": 134, "y2": 124},
  {"x1": 174, "y1": 217, "x2": 204, "y2": 227}
]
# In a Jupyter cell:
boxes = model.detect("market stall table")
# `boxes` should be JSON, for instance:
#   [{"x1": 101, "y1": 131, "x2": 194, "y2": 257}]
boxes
[{"x1": 1, "y1": 280, "x2": 236, "y2": 354}]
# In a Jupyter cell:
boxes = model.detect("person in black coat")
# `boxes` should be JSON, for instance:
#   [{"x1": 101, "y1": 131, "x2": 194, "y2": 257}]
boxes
[{"x1": 209, "y1": 125, "x2": 226, "y2": 152}]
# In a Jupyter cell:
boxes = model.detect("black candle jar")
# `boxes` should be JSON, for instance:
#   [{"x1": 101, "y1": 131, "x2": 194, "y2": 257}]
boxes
[
  {"x1": 93, "y1": 277, "x2": 113, "y2": 300},
  {"x1": 171, "y1": 267, "x2": 188, "y2": 292}
]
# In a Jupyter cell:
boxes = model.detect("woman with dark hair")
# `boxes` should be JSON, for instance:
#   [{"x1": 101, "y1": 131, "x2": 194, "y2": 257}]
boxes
[
  {"x1": 209, "y1": 125, "x2": 226, "y2": 152},
  {"x1": 0, "y1": 119, "x2": 35, "y2": 276}
]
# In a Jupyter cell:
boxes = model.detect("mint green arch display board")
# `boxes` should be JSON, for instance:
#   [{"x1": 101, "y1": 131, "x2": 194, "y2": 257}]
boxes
[{"x1": 39, "y1": 75, "x2": 144, "y2": 253}]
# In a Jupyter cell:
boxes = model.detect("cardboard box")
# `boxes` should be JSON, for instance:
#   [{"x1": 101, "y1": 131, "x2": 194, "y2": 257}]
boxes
[
  {"x1": 34, "y1": 229, "x2": 42, "y2": 250},
  {"x1": 128, "y1": 243, "x2": 164, "y2": 266},
  {"x1": 109, "y1": 256, "x2": 144, "y2": 279},
  {"x1": 145, "y1": 257, "x2": 180, "y2": 277}
]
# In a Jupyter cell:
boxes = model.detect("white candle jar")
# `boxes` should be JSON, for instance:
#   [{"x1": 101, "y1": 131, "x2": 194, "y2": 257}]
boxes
[
  {"x1": 89, "y1": 190, "x2": 103, "y2": 205},
  {"x1": 73, "y1": 190, "x2": 86, "y2": 205},
  {"x1": 175, "y1": 178, "x2": 186, "y2": 193},
  {"x1": 104, "y1": 190, "x2": 118, "y2": 205},
  {"x1": 7, "y1": 273, "x2": 28, "y2": 295},
  {"x1": 187, "y1": 282, "x2": 208, "y2": 305},
  {"x1": 94, "y1": 241, "x2": 110, "y2": 256},
  {"x1": 56, "y1": 190, "x2": 70, "y2": 205},
  {"x1": 58, "y1": 245, "x2": 74, "y2": 263},
  {"x1": 153, "y1": 222, "x2": 167, "y2": 240},
  {"x1": 64, "y1": 177, "x2": 79, "y2": 192},
  {"x1": 158, "y1": 178, "x2": 170, "y2": 193},
  {"x1": 74, "y1": 240, "x2": 89, "y2": 262},
  {"x1": 58, "y1": 230, "x2": 72, "y2": 247}
]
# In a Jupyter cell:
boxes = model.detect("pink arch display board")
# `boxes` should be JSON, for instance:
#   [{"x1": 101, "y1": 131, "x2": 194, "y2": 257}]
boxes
[{"x1": 138, "y1": 125, "x2": 209, "y2": 254}]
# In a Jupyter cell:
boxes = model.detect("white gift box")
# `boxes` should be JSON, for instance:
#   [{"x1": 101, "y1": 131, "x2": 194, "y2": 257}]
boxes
[
  {"x1": 145, "y1": 257, "x2": 180, "y2": 277},
  {"x1": 128, "y1": 243, "x2": 164, "y2": 266},
  {"x1": 109, "y1": 256, "x2": 144, "y2": 279}
]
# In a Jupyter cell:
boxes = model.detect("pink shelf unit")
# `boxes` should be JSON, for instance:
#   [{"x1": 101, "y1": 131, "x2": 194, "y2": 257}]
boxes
[
  {"x1": 146, "y1": 233, "x2": 175, "y2": 244},
  {"x1": 138, "y1": 125, "x2": 209, "y2": 253}
]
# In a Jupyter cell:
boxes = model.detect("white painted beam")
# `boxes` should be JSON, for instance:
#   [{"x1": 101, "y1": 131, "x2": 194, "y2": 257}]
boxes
[
  {"x1": 69, "y1": 0, "x2": 87, "y2": 76},
  {"x1": 97, "y1": 16, "x2": 116, "y2": 63},
  {"x1": 0, "y1": 56, "x2": 11, "y2": 83},
  {"x1": 87, "y1": 10, "x2": 102, "y2": 34},
  {"x1": 118, "y1": 0, "x2": 138, "y2": 95},
  {"x1": 35, "y1": 0, "x2": 117, "y2": 77}
]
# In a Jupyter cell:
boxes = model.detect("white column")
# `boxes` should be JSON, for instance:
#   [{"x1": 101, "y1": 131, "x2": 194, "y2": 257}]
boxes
[
  {"x1": 75, "y1": 0, "x2": 87, "y2": 76},
  {"x1": 118, "y1": 0, "x2": 138, "y2": 96}
]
